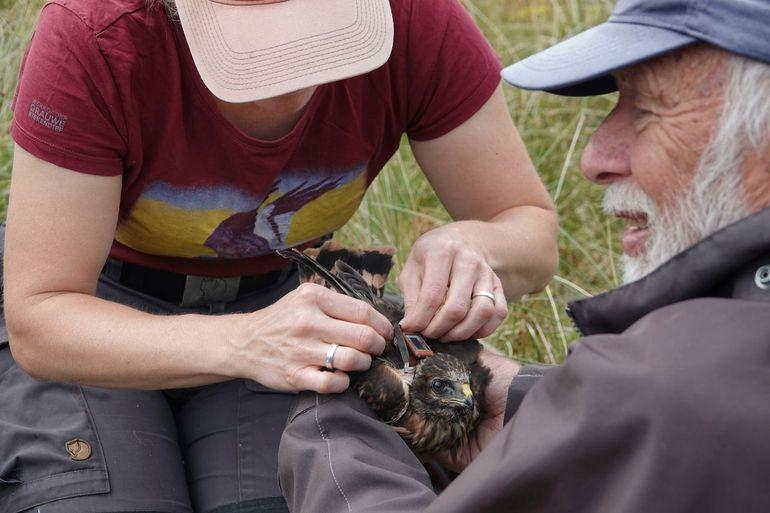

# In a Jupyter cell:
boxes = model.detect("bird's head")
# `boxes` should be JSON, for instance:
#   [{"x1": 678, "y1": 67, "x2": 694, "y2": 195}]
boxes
[{"x1": 410, "y1": 353, "x2": 477, "y2": 420}]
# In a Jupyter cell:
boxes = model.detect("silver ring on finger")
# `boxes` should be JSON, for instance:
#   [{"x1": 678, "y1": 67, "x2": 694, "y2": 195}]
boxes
[
  {"x1": 324, "y1": 343, "x2": 340, "y2": 371},
  {"x1": 472, "y1": 290, "x2": 496, "y2": 305}
]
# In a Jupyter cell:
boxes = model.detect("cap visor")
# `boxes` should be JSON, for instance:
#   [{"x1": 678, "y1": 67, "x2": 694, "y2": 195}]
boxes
[
  {"x1": 502, "y1": 22, "x2": 697, "y2": 96},
  {"x1": 177, "y1": 0, "x2": 394, "y2": 103}
]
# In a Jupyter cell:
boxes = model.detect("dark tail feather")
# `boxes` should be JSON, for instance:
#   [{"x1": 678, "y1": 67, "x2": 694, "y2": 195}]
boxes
[
  {"x1": 309, "y1": 241, "x2": 395, "y2": 298},
  {"x1": 276, "y1": 248, "x2": 354, "y2": 296},
  {"x1": 277, "y1": 247, "x2": 379, "y2": 305},
  {"x1": 333, "y1": 260, "x2": 378, "y2": 304},
  {"x1": 277, "y1": 242, "x2": 402, "y2": 320}
]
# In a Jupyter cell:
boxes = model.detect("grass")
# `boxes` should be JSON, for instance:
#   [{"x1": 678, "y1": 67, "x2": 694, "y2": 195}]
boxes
[{"x1": 0, "y1": 0, "x2": 622, "y2": 364}]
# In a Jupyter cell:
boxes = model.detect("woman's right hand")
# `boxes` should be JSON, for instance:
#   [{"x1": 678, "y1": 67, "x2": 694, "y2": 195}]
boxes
[{"x1": 230, "y1": 283, "x2": 394, "y2": 394}]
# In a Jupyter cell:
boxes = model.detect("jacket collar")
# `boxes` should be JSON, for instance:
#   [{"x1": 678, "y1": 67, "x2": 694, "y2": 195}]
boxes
[{"x1": 568, "y1": 206, "x2": 770, "y2": 336}]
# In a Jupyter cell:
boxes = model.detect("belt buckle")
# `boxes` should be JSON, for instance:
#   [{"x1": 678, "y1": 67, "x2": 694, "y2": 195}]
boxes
[{"x1": 181, "y1": 275, "x2": 240, "y2": 308}]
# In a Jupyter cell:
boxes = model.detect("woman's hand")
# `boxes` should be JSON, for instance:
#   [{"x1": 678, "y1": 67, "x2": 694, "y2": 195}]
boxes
[
  {"x1": 232, "y1": 283, "x2": 394, "y2": 394},
  {"x1": 398, "y1": 226, "x2": 509, "y2": 342}
]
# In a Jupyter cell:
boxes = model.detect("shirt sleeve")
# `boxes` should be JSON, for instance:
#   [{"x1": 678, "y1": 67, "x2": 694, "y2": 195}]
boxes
[
  {"x1": 404, "y1": 0, "x2": 502, "y2": 141},
  {"x1": 11, "y1": 4, "x2": 127, "y2": 176}
]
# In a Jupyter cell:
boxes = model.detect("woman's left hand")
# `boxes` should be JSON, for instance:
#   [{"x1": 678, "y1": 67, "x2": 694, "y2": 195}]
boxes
[{"x1": 398, "y1": 226, "x2": 509, "y2": 341}]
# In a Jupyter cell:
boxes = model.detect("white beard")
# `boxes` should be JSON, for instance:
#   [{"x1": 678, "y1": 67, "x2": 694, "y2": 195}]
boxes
[{"x1": 603, "y1": 154, "x2": 751, "y2": 284}]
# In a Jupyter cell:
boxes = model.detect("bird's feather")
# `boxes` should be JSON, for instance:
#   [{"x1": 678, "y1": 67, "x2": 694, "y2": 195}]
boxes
[{"x1": 276, "y1": 247, "x2": 357, "y2": 298}]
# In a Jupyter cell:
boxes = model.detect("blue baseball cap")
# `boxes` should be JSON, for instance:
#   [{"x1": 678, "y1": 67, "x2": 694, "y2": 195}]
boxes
[{"x1": 502, "y1": 0, "x2": 770, "y2": 96}]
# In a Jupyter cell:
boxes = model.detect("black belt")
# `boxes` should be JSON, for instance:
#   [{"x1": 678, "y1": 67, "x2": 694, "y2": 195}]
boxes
[{"x1": 102, "y1": 258, "x2": 292, "y2": 309}]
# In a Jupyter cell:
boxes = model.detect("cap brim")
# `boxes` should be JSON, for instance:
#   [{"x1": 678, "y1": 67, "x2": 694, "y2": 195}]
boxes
[
  {"x1": 176, "y1": 0, "x2": 394, "y2": 103},
  {"x1": 502, "y1": 22, "x2": 697, "y2": 97}
]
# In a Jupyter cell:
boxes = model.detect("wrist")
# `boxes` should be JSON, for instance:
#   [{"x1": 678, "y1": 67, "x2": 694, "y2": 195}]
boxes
[
  {"x1": 211, "y1": 311, "x2": 259, "y2": 380},
  {"x1": 435, "y1": 221, "x2": 514, "y2": 292},
  {"x1": 437, "y1": 221, "x2": 491, "y2": 261}
]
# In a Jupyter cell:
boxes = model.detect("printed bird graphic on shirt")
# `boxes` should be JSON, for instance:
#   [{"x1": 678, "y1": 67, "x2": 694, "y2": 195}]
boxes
[
  {"x1": 278, "y1": 242, "x2": 491, "y2": 458},
  {"x1": 205, "y1": 175, "x2": 344, "y2": 257}
]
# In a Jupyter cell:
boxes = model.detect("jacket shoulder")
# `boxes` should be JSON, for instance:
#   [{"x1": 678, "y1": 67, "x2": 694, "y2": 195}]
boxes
[
  {"x1": 570, "y1": 298, "x2": 770, "y2": 415},
  {"x1": 624, "y1": 297, "x2": 770, "y2": 357}
]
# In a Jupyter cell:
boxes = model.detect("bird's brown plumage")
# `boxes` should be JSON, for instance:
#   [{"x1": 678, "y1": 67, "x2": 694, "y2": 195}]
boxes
[{"x1": 279, "y1": 242, "x2": 491, "y2": 458}]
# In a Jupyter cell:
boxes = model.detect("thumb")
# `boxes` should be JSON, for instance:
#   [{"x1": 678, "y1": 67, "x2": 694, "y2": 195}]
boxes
[{"x1": 398, "y1": 263, "x2": 421, "y2": 329}]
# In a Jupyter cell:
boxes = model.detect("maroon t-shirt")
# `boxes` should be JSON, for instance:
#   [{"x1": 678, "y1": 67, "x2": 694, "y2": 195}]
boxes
[{"x1": 12, "y1": 0, "x2": 501, "y2": 277}]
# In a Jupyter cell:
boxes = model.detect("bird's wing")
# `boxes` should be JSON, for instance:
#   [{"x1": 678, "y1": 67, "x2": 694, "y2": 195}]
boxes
[
  {"x1": 354, "y1": 360, "x2": 411, "y2": 425},
  {"x1": 276, "y1": 248, "x2": 356, "y2": 296},
  {"x1": 280, "y1": 242, "x2": 402, "y2": 317},
  {"x1": 305, "y1": 242, "x2": 396, "y2": 298},
  {"x1": 333, "y1": 260, "x2": 378, "y2": 304}
]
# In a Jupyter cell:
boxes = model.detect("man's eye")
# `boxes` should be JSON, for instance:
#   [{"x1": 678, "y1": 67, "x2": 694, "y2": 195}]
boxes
[
  {"x1": 633, "y1": 106, "x2": 655, "y2": 118},
  {"x1": 632, "y1": 108, "x2": 657, "y2": 132},
  {"x1": 431, "y1": 380, "x2": 447, "y2": 393}
]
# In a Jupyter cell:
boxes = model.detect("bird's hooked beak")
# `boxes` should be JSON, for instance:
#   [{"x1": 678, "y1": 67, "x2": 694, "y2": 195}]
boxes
[
  {"x1": 442, "y1": 382, "x2": 474, "y2": 408},
  {"x1": 461, "y1": 382, "x2": 474, "y2": 408}
]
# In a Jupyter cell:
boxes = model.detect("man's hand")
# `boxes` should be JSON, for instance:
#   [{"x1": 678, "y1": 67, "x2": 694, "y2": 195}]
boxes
[{"x1": 437, "y1": 349, "x2": 521, "y2": 472}]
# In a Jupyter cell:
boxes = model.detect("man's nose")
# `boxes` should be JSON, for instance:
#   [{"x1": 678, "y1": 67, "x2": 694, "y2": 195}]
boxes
[{"x1": 580, "y1": 101, "x2": 634, "y2": 185}]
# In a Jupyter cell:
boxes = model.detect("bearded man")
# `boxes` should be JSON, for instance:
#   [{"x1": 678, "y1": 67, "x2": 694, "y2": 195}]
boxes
[{"x1": 276, "y1": 0, "x2": 770, "y2": 512}]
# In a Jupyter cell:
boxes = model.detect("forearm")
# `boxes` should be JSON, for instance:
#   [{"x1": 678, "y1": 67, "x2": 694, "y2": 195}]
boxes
[
  {"x1": 7, "y1": 292, "x2": 241, "y2": 389},
  {"x1": 449, "y1": 205, "x2": 558, "y2": 300}
]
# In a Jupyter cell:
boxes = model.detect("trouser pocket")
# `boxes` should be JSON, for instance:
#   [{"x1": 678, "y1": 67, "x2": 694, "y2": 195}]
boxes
[{"x1": 0, "y1": 348, "x2": 109, "y2": 513}]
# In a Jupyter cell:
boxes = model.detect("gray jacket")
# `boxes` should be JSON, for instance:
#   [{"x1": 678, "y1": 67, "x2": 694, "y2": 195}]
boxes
[{"x1": 278, "y1": 206, "x2": 770, "y2": 513}]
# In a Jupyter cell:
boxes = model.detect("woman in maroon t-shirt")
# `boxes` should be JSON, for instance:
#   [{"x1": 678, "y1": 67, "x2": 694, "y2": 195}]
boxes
[{"x1": 1, "y1": 0, "x2": 557, "y2": 511}]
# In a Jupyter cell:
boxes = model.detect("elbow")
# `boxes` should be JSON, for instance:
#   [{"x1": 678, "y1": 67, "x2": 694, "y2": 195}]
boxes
[
  {"x1": 529, "y1": 211, "x2": 559, "y2": 294},
  {"x1": 528, "y1": 251, "x2": 558, "y2": 295},
  {"x1": 9, "y1": 348, "x2": 48, "y2": 382},
  {"x1": 6, "y1": 339, "x2": 49, "y2": 382},
  {"x1": 495, "y1": 206, "x2": 559, "y2": 297},
  {"x1": 541, "y1": 235, "x2": 560, "y2": 291},
  {"x1": 5, "y1": 306, "x2": 53, "y2": 382}
]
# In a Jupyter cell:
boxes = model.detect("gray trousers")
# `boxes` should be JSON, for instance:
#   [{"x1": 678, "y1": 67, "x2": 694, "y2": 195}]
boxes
[{"x1": 0, "y1": 259, "x2": 299, "y2": 513}]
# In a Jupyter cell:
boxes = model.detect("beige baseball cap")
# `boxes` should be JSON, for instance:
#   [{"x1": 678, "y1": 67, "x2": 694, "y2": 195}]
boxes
[{"x1": 176, "y1": 0, "x2": 394, "y2": 103}]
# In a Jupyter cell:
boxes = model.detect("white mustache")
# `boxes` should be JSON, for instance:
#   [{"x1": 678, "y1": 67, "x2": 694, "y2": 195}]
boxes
[{"x1": 602, "y1": 180, "x2": 659, "y2": 224}]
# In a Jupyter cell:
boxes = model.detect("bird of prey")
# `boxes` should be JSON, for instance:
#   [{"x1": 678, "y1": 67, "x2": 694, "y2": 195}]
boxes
[
  {"x1": 205, "y1": 176, "x2": 345, "y2": 258},
  {"x1": 278, "y1": 242, "x2": 491, "y2": 459}
]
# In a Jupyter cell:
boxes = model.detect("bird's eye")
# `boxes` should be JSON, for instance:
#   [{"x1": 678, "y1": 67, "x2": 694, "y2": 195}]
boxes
[{"x1": 431, "y1": 380, "x2": 447, "y2": 393}]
